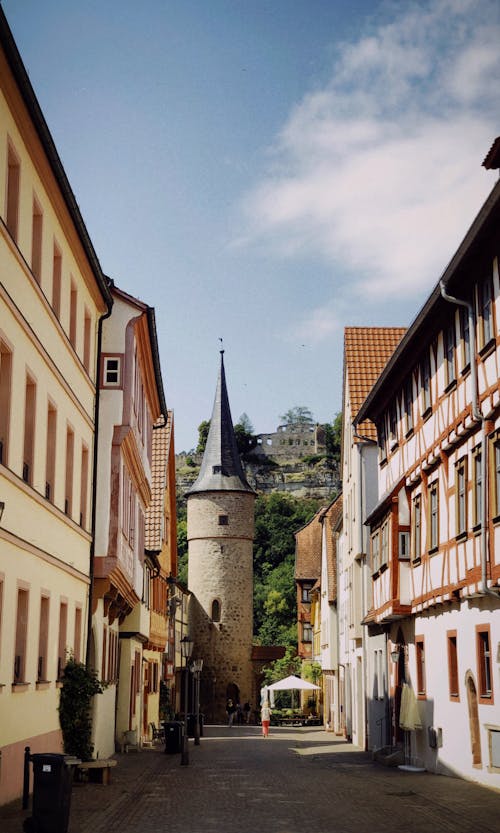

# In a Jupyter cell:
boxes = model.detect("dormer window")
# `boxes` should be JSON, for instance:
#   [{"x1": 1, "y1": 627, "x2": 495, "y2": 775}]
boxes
[
  {"x1": 212, "y1": 465, "x2": 222, "y2": 474},
  {"x1": 102, "y1": 355, "x2": 122, "y2": 388}
]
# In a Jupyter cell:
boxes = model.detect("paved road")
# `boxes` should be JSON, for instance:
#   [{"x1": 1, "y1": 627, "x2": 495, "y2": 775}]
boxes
[{"x1": 2, "y1": 725, "x2": 500, "y2": 833}]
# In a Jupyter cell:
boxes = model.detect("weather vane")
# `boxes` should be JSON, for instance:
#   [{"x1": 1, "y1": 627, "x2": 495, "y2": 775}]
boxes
[{"x1": 219, "y1": 337, "x2": 224, "y2": 355}]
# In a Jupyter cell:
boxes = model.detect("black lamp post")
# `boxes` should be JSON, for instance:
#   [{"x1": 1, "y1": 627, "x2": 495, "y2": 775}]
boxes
[
  {"x1": 191, "y1": 659, "x2": 203, "y2": 745},
  {"x1": 180, "y1": 634, "x2": 193, "y2": 765}
]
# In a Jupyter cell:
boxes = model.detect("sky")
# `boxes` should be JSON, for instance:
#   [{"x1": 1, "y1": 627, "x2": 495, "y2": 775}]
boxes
[{"x1": 3, "y1": 0, "x2": 500, "y2": 452}]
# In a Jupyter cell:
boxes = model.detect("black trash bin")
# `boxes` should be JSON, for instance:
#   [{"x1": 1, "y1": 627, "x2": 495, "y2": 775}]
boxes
[
  {"x1": 26, "y1": 753, "x2": 75, "y2": 833},
  {"x1": 163, "y1": 721, "x2": 183, "y2": 754}
]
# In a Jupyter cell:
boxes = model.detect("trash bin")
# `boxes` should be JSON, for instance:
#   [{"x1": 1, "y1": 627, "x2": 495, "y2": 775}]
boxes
[
  {"x1": 163, "y1": 721, "x2": 183, "y2": 754},
  {"x1": 27, "y1": 753, "x2": 76, "y2": 833}
]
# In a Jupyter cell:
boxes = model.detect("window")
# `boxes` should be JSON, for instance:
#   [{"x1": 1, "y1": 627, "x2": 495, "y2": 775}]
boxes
[
  {"x1": 301, "y1": 583, "x2": 313, "y2": 603},
  {"x1": 447, "y1": 631, "x2": 459, "y2": 700},
  {"x1": 494, "y1": 439, "x2": 500, "y2": 518},
  {"x1": 218, "y1": 514, "x2": 228, "y2": 526},
  {"x1": 479, "y1": 279, "x2": 494, "y2": 348},
  {"x1": 412, "y1": 494, "x2": 422, "y2": 561},
  {"x1": 69, "y1": 279, "x2": 77, "y2": 348},
  {"x1": 80, "y1": 444, "x2": 89, "y2": 527},
  {"x1": 381, "y1": 520, "x2": 389, "y2": 567},
  {"x1": 45, "y1": 402, "x2": 56, "y2": 501},
  {"x1": 102, "y1": 355, "x2": 122, "y2": 387},
  {"x1": 399, "y1": 531, "x2": 410, "y2": 560},
  {"x1": 421, "y1": 352, "x2": 431, "y2": 414},
  {"x1": 445, "y1": 322, "x2": 456, "y2": 386},
  {"x1": 52, "y1": 242, "x2": 62, "y2": 318},
  {"x1": 473, "y1": 446, "x2": 483, "y2": 528},
  {"x1": 455, "y1": 458, "x2": 467, "y2": 537},
  {"x1": 14, "y1": 588, "x2": 29, "y2": 683},
  {"x1": 74, "y1": 607, "x2": 82, "y2": 663},
  {"x1": 389, "y1": 403, "x2": 398, "y2": 446},
  {"x1": 302, "y1": 623, "x2": 312, "y2": 643},
  {"x1": 65, "y1": 427, "x2": 74, "y2": 517},
  {"x1": 428, "y1": 481, "x2": 439, "y2": 551},
  {"x1": 416, "y1": 636, "x2": 426, "y2": 696},
  {"x1": 0, "y1": 341, "x2": 12, "y2": 466},
  {"x1": 460, "y1": 306, "x2": 471, "y2": 369},
  {"x1": 211, "y1": 599, "x2": 221, "y2": 622},
  {"x1": 83, "y1": 309, "x2": 91, "y2": 372},
  {"x1": 404, "y1": 378, "x2": 413, "y2": 435},
  {"x1": 57, "y1": 601, "x2": 68, "y2": 680},
  {"x1": 371, "y1": 529, "x2": 380, "y2": 573},
  {"x1": 476, "y1": 625, "x2": 493, "y2": 701},
  {"x1": 6, "y1": 140, "x2": 20, "y2": 242},
  {"x1": 102, "y1": 626, "x2": 108, "y2": 681},
  {"x1": 31, "y1": 197, "x2": 43, "y2": 283},
  {"x1": 23, "y1": 374, "x2": 36, "y2": 485},
  {"x1": 38, "y1": 596, "x2": 49, "y2": 681},
  {"x1": 378, "y1": 417, "x2": 387, "y2": 462}
]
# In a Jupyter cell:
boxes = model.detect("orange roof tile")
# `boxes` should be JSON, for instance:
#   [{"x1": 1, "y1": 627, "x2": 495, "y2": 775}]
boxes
[
  {"x1": 344, "y1": 327, "x2": 406, "y2": 440},
  {"x1": 145, "y1": 412, "x2": 173, "y2": 551},
  {"x1": 294, "y1": 509, "x2": 323, "y2": 580}
]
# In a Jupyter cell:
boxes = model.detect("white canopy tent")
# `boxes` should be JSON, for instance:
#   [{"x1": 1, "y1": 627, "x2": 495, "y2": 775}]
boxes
[{"x1": 261, "y1": 674, "x2": 320, "y2": 707}]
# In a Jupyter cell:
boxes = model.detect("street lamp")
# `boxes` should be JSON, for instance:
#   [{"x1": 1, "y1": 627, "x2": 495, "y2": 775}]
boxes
[
  {"x1": 191, "y1": 659, "x2": 203, "y2": 745},
  {"x1": 180, "y1": 634, "x2": 193, "y2": 765}
]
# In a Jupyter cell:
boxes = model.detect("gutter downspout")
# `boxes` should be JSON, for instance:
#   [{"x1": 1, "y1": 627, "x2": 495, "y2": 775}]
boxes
[
  {"x1": 353, "y1": 428, "x2": 376, "y2": 751},
  {"x1": 86, "y1": 302, "x2": 113, "y2": 668},
  {"x1": 439, "y1": 281, "x2": 495, "y2": 597}
]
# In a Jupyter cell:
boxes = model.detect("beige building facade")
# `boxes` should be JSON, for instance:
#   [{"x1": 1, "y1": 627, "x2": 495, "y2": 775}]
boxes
[{"x1": 0, "y1": 9, "x2": 112, "y2": 805}]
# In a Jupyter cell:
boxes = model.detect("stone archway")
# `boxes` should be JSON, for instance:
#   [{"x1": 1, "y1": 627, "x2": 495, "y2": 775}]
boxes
[{"x1": 465, "y1": 670, "x2": 482, "y2": 767}]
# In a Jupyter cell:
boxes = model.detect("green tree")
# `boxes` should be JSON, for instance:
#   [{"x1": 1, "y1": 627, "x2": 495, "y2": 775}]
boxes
[
  {"x1": 279, "y1": 406, "x2": 314, "y2": 426},
  {"x1": 324, "y1": 411, "x2": 342, "y2": 461},
  {"x1": 59, "y1": 658, "x2": 105, "y2": 761},
  {"x1": 234, "y1": 413, "x2": 257, "y2": 455},
  {"x1": 196, "y1": 419, "x2": 210, "y2": 454},
  {"x1": 253, "y1": 492, "x2": 322, "y2": 648}
]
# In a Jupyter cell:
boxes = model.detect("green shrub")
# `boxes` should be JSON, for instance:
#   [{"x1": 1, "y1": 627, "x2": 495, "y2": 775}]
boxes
[{"x1": 58, "y1": 658, "x2": 105, "y2": 761}]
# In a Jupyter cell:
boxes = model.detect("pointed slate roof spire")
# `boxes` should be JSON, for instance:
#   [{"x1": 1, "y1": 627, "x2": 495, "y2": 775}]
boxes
[{"x1": 187, "y1": 351, "x2": 254, "y2": 495}]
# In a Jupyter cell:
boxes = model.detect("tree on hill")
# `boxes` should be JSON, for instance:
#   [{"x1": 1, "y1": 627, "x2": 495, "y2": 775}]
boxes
[
  {"x1": 234, "y1": 413, "x2": 257, "y2": 455},
  {"x1": 196, "y1": 419, "x2": 210, "y2": 454},
  {"x1": 324, "y1": 412, "x2": 342, "y2": 462},
  {"x1": 279, "y1": 406, "x2": 314, "y2": 426},
  {"x1": 253, "y1": 492, "x2": 322, "y2": 648}
]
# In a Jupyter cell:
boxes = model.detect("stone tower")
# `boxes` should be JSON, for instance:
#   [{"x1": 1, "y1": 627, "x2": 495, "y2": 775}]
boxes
[{"x1": 187, "y1": 352, "x2": 255, "y2": 722}]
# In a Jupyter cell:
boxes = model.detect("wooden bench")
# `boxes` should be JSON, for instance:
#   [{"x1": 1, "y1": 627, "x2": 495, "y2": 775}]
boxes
[{"x1": 76, "y1": 759, "x2": 117, "y2": 785}]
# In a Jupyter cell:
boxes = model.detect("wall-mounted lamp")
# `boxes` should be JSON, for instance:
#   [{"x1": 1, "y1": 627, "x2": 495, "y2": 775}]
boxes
[
  {"x1": 0, "y1": 501, "x2": 4, "y2": 523},
  {"x1": 390, "y1": 646, "x2": 400, "y2": 663}
]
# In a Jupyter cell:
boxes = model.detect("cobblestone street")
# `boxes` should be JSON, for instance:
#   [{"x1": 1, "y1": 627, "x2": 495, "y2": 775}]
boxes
[{"x1": 2, "y1": 726, "x2": 500, "y2": 833}]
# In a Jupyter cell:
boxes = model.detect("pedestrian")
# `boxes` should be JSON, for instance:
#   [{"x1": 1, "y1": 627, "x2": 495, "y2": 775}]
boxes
[
  {"x1": 261, "y1": 699, "x2": 271, "y2": 738},
  {"x1": 226, "y1": 698, "x2": 236, "y2": 727},
  {"x1": 236, "y1": 702, "x2": 243, "y2": 725},
  {"x1": 243, "y1": 701, "x2": 251, "y2": 723}
]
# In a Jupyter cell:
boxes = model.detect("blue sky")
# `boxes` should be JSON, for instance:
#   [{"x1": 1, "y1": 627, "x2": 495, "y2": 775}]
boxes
[{"x1": 3, "y1": 0, "x2": 499, "y2": 452}]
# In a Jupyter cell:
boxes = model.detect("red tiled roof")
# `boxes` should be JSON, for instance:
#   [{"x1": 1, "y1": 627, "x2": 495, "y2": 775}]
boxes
[
  {"x1": 344, "y1": 327, "x2": 406, "y2": 440},
  {"x1": 145, "y1": 411, "x2": 173, "y2": 551},
  {"x1": 483, "y1": 137, "x2": 500, "y2": 170},
  {"x1": 294, "y1": 509, "x2": 323, "y2": 580},
  {"x1": 323, "y1": 495, "x2": 342, "y2": 603}
]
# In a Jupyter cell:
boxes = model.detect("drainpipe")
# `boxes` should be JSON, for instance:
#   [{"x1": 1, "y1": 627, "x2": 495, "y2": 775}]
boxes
[
  {"x1": 439, "y1": 282, "x2": 495, "y2": 597},
  {"x1": 353, "y1": 428, "x2": 376, "y2": 750},
  {"x1": 86, "y1": 302, "x2": 113, "y2": 668}
]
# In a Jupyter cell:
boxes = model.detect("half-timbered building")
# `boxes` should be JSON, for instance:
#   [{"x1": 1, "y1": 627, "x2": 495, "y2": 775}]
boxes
[{"x1": 356, "y1": 157, "x2": 500, "y2": 786}]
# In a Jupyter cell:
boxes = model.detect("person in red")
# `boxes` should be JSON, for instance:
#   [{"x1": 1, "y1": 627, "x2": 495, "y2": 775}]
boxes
[{"x1": 261, "y1": 699, "x2": 271, "y2": 737}]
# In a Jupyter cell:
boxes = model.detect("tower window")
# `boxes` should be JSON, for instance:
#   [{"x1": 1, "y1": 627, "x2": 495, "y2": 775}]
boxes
[
  {"x1": 218, "y1": 514, "x2": 229, "y2": 526},
  {"x1": 211, "y1": 599, "x2": 221, "y2": 622}
]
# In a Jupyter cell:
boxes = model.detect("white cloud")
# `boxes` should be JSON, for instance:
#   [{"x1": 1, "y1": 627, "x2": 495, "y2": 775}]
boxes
[{"x1": 240, "y1": 0, "x2": 500, "y2": 318}]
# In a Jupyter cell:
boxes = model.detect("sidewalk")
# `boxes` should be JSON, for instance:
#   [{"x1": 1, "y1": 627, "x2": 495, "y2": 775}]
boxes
[{"x1": 2, "y1": 725, "x2": 500, "y2": 833}]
